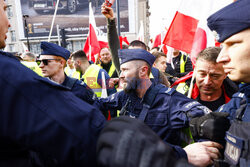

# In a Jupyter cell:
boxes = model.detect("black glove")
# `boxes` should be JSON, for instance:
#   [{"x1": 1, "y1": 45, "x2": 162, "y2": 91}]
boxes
[
  {"x1": 189, "y1": 112, "x2": 230, "y2": 144},
  {"x1": 97, "y1": 116, "x2": 177, "y2": 167}
]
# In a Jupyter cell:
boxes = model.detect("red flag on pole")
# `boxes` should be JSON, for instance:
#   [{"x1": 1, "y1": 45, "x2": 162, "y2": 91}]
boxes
[
  {"x1": 83, "y1": 2, "x2": 101, "y2": 62},
  {"x1": 163, "y1": 0, "x2": 232, "y2": 66}
]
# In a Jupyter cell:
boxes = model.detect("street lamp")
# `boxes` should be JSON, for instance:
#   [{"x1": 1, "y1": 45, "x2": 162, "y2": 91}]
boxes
[{"x1": 23, "y1": 15, "x2": 30, "y2": 51}]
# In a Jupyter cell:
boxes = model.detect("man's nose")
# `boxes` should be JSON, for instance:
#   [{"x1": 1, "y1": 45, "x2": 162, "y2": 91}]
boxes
[
  {"x1": 217, "y1": 48, "x2": 230, "y2": 64},
  {"x1": 203, "y1": 75, "x2": 212, "y2": 84}
]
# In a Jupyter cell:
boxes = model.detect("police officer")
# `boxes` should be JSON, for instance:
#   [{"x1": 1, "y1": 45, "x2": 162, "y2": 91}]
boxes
[
  {"x1": 38, "y1": 42, "x2": 96, "y2": 104},
  {"x1": 190, "y1": 0, "x2": 250, "y2": 166},
  {"x1": 94, "y1": 49, "x2": 223, "y2": 165},
  {"x1": 0, "y1": 1, "x2": 105, "y2": 166}
]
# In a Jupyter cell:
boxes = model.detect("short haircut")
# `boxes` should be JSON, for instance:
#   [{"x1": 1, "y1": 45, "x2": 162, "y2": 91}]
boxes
[
  {"x1": 129, "y1": 40, "x2": 147, "y2": 50},
  {"x1": 152, "y1": 51, "x2": 166, "y2": 62},
  {"x1": 134, "y1": 60, "x2": 151, "y2": 76},
  {"x1": 196, "y1": 47, "x2": 222, "y2": 63},
  {"x1": 99, "y1": 47, "x2": 110, "y2": 53},
  {"x1": 71, "y1": 50, "x2": 88, "y2": 62}
]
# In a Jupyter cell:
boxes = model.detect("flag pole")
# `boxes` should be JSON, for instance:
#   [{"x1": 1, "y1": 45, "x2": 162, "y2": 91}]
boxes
[
  {"x1": 187, "y1": 71, "x2": 196, "y2": 98},
  {"x1": 48, "y1": 0, "x2": 60, "y2": 42}
]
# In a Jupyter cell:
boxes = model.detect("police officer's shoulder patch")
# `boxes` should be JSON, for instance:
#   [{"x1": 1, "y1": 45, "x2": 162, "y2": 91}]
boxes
[
  {"x1": 159, "y1": 87, "x2": 175, "y2": 95},
  {"x1": 232, "y1": 92, "x2": 245, "y2": 99}
]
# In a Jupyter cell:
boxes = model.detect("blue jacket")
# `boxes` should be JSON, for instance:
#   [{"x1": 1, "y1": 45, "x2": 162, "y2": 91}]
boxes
[
  {"x1": 0, "y1": 51, "x2": 106, "y2": 166},
  {"x1": 62, "y1": 74, "x2": 96, "y2": 104},
  {"x1": 95, "y1": 83, "x2": 209, "y2": 159},
  {"x1": 217, "y1": 83, "x2": 250, "y2": 122}
]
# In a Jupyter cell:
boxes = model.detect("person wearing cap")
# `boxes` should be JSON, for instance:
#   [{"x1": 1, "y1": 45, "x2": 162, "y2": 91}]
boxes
[
  {"x1": 0, "y1": 1, "x2": 105, "y2": 166},
  {"x1": 94, "y1": 49, "x2": 223, "y2": 165},
  {"x1": 38, "y1": 42, "x2": 96, "y2": 104},
  {"x1": 188, "y1": 0, "x2": 250, "y2": 166}
]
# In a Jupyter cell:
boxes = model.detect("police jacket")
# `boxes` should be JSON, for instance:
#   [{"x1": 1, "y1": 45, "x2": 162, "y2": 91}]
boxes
[
  {"x1": 216, "y1": 83, "x2": 250, "y2": 166},
  {"x1": 62, "y1": 74, "x2": 96, "y2": 104},
  {"x1": 95, "y1": 83, "x2": 209, "y2": 159},
  {"x1": 0, "y1": 51, "x2": 106, "y2": 167}
]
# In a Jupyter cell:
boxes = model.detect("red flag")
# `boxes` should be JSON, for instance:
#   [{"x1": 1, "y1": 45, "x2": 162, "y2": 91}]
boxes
[
  {"x1": 152, "y1": 34, "x2": 161, "y2": 48},
  {"x1": 163, "y1": 11, "x2": 198, "y2": 54},
  {"x1": 163, "y1": 0, "x2": 232, "y2": 65},
  {"x1": 99, "y1": 41, "x2": 109, "y2": 49},
  {"x1": 119, "y1": 36, "x2": 129, "y2": 49},
  {"x1": 83, "y1": 2, "x2": 101, "y2": 62}
]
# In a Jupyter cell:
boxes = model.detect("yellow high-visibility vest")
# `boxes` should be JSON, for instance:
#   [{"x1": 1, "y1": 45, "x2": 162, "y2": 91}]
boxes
[
  {"x1": 180, "y1": 54, "x2": 188, "y2": 73},
  {"x1": 21, "y1": 61, "x2": 42, "y2": 76},
  {"x1": 83, "y1": 64, "x2": 102, "y2": 97},
  {"x1": 64, "y1": 66, "x2": 80, "y2": 79},
  {"x1": 98, "y1": 62, "x2": 116, "y2": 77}
]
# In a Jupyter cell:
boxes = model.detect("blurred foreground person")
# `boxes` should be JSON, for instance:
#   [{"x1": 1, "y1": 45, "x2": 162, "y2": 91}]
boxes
[{"x1": 0, "y1": 1, "x2": 105, "y2": 166}]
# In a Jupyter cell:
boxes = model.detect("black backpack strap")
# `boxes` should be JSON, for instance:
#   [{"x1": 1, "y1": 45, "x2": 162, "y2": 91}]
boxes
[
  {"x1": 138, "y1": 84, "x2": 166, "y2": 121},
  {"x1": 66, "y1": 77, "x2": 78, "y2": 90}
]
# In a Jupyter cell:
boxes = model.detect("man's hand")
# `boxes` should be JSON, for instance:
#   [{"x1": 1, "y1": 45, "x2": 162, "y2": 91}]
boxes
[
  {"x1": 108, "y1": 78, "x2": 119, "y2": 88},
  {"x1": 101, "y1": 3, "x2": 114, "y2": 19},
  {"x1": 184, "y1": 141, "x2": 223, "y2": 167}
]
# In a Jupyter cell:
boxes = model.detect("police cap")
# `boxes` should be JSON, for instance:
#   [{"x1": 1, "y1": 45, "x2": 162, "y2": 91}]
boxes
[
  {"x1": 40, "y1": 41, "x2": 70, "y2": 60},
  {"x1": 118, "y1": 49, "x2": 156, "y2": 67},
  {"x1": 207, "y1": 0, "x2": 250, "y2": 43}
]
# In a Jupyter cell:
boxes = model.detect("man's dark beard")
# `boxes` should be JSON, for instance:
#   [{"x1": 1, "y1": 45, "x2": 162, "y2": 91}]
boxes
[{"x1": 123, "y1": 71, "x2": 140, "y2": 94}]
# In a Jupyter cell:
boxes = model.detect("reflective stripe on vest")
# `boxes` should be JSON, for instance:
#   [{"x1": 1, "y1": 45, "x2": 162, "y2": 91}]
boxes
[
  {"x1": 98, "y1": 62, "x2": 116, "y2": 77},
  {"x1": 83, "y1": 64, "x2": 102, "y2": 97},
  {"x1": 180, "y1": 54, "x2": 187, "y2": 73}
]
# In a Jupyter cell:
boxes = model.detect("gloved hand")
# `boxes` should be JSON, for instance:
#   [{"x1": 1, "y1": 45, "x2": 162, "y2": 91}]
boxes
[
  {"x1": 97, "y1": 116, "x2": 177, "y2": 167},
  {"x1": 189, "y1": 112, "x2": 230, "y2": 144}
]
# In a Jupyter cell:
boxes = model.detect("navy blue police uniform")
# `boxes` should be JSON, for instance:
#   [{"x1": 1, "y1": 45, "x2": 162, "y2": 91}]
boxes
[
  {"x1": 94, "y1": 49, "x2": 210, "y2": 159},
  {"x1": 40, "y1": 42, "x2": 96, "y2": 104},
  {"x1": 207, "y1": 0, "x2": 250, "y2": 166},
  {"x1": 0, "y1": 50, "x2": 106, "y2": 166}
]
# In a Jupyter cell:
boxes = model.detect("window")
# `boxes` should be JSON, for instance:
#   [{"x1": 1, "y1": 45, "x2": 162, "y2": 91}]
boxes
[
  {"x1": 9, "y1": 44, "x2": 15, "y2": 52},
  {"x1": 73, "y1": 41, "x2": 84, "y2": 51},
  {"x1": 30, "y1": 43, "x2": 41, "y2": 54},
  {"x1": 7, "y1": 6, "x2": 13, "y2": 18},
  {"x1": 10, "y1": 30, "x2": 16, "y2": 42}
]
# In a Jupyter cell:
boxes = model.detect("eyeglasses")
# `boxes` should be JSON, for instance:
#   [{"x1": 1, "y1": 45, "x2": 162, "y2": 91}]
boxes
[{"x1": 36, "y1": 59, "x2": 60, "y2": 66}]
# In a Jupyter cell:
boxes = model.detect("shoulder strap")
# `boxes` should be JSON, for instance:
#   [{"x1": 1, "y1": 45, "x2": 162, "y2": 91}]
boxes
[
  {"x1": 67, "y1": 77, "x2": 78, "y2": 89},
  {"x1": 235, "y1": 98, "x2": 247, "y2": 121},
  {"x1": 138, "y1": 84, "x2": 165, "y2": 121}
]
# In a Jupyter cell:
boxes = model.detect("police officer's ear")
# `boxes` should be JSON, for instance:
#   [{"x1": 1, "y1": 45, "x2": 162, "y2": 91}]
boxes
[{"x1": 139, "y1": 65, "x2": 149, "y2": 78}]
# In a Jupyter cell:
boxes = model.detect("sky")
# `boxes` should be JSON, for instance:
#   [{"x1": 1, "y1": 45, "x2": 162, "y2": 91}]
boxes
[{"x1": 148, "y1": 0, "x2": 233, "y2": 39}]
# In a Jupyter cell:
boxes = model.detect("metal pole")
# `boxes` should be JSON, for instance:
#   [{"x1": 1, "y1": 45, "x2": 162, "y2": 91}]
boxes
[
  {"x1": 48, "y1": 0, "x2": 60, "y2": 42},
  {"x1": 116, "y1": 0, "x2": 120, "y2": 36},
  {"x1": 23, "y1": 15, "x2": 30, "y2": 51},
  {"x1": 56, "y1": 25, "x2": 61, "y2": 46}
]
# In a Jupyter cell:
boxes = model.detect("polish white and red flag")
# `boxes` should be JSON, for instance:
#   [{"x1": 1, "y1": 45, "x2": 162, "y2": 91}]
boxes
[
  {"x1": 83, "y1": 2, "x2": 101, "y2": 62},
  {"x1": 163, "y1": 0, "x2": 232, "y2": 66}
]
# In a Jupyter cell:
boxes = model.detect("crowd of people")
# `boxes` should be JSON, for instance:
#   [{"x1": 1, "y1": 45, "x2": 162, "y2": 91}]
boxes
[{"x1": 0, "y1": 0, "x2": 249, "y2": 166}]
